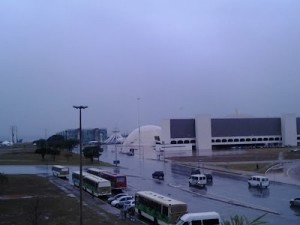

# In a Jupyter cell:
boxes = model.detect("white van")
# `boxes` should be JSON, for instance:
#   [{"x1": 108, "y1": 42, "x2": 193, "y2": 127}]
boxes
[
  {"x1": 175, "y1": 212, "x2": 221, "y2": 225},
  {"x1": 188, "y1": 174, "x2": 207, "y2": 188},
  {"x1": 248, "y1": 175, "x2": 269, "y2": 188}
]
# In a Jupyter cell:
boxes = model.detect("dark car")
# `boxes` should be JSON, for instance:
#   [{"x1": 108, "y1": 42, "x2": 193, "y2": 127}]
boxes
[
  {"x1": 152, "y1": 171, "x2": 164, "y2": 180},
  {"x1": 191, "y1": 169, "x2": 201, "y2": 175},
  {"x1": 204, "y1": 173, "x2": 213, "y2": 183},
  {"x1": 290, "y1": 198, "x2": 300, "y2": 207}
]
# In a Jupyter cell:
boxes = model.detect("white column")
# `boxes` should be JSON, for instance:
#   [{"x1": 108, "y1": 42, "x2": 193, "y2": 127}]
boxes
[
  {"x1": 195, "y1": 114, "x2": 212, "y2": 156},
  {"x1": 281, "y1": 114, "x2": 297, "y2": 147},
  {"x1": 160, "y1": 119, "x2": 171, "y2": 144}
]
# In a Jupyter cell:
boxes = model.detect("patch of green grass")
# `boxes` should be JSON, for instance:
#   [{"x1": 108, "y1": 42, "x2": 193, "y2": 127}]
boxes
[
  {"x1": 0, "y1": 146, "x2": 112, "y2": 167},
  {"x1": 217, "y1": 163, "x2": 271, "y2": 173},
  {"x1": 283, "y1": 151, "x2": 300, "y2": 160}
]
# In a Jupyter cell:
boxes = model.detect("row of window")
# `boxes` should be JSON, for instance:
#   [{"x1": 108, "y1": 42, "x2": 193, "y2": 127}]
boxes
[
  {"x1": 212, "y1": 137, "x2": 282, "y2": 143},
  {"x1": 170, "y1": 140, "x2": 195, "y2": 144},
  {"x1": 170, "y1": 136, "x2": 300, "y2": 145}
]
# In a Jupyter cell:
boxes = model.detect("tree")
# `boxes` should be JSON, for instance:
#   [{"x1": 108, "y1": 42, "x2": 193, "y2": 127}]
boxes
[
  {"x1": 0, "y1": 173, "x2": 8, "y2": 194},
  {"x1": 222, "y1": 214, "x2": 267, "y2": 225},
  {"x1": 49, "y1": 149, "x2": 60, "y2": 161},
  {"x1": 64, "y1": 139, "x2": 78, "y2": 152},
  {"x1": 33, "y1": 139, "x2": 48, "y2": 160},
  {"x1": 83, "y1": 146, "x2": 101, "y2": 163},
  {"x1": 35, "y1": 148, "x2": 47, "y2": 160},
  {"x1": 47, "y1": 135, "x2": 65, "y2": 149},
  {"x1": 32, "y1": 139, "x2": 46, "y2": 148}
]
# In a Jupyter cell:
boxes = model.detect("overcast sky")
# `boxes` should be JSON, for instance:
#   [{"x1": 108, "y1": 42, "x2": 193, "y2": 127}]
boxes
[{"x1": 1, "y1": 0, "x2": 300, "y2": 141}]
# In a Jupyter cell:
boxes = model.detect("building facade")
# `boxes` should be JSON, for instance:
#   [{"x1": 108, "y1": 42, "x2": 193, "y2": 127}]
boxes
[{"x1": 161, "y1": 114, "x2": 300, "y2": 156}]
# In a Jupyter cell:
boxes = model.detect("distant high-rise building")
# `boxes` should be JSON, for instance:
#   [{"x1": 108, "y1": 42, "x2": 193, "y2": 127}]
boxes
[{"x1": 56, "y1": 128, "x2": 107, "y2": 144}]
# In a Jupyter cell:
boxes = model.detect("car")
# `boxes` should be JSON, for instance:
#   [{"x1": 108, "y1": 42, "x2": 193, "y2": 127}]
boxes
[
  {"x1": 152, "y1": 171, "x2": 164, "y2": 180},
  {"x1": 290, "y1": 198, "x2": 300, "y2": 207},
  {"x1": 111, "y1": 195, "x2": 133, "y2": 208},
  {"x1": 248, "y1": 175, "x2": 270, "y2": 188},
  {"x1": 189, "y1": 174, "x2": 207, "y2": 188},
  {"x1": 123, "y1": 199, "x2": 135, "y2": 211},
  {"x1": 204, "y1": 173, "x2": 213, "y2": 183},
  {"x1": 191, "y1": 169, "x2": 213, "y2": 183},
  {"x1": 107, "y1": 193, "x2": 128, "y2": 204},
  {"x1": 289, "y1": 149, "x2": 300, "y2": 153},
  {"x1": 191, "y1": 169, "x2": 201, "y2": 175}
]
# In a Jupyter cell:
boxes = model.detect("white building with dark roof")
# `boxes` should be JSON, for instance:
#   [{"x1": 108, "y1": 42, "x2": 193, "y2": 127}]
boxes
[{"x1": 161, "y1": 114, "x2": 300, "y2": 156}]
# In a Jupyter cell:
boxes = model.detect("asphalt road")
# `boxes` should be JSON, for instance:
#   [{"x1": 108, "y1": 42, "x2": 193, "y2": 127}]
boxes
[{"x1": 97, "y1": 146, "x2": 300, "y2": 225}]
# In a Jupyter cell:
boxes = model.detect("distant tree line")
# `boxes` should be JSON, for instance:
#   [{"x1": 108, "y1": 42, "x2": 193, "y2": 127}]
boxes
[{"x1": 33, "y1": 134, "x2": 102, "y2": 162}]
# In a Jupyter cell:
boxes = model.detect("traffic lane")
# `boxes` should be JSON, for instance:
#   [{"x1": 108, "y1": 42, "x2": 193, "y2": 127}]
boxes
[
  {"x1": 126, "y1": 171, "x2": 299, "y2": 225},
  {"x1": 101, "y1": 149, "x2": 300, "y2": 224},
  {"x1": 49, "y1": 167, "x2": 300, "y2": 225},
  {"x1": 51, "y1": 169, "x2": 300, "y2": 225},
  {"x1": 166, "y1": 160, "x2": 300, "y2": 215},
  {"x1": 101, "y1": 149, "x2": 296, "y2": 204},
  {"x1": 166, "y1": 169, "x2": 300, "y2": 219}
]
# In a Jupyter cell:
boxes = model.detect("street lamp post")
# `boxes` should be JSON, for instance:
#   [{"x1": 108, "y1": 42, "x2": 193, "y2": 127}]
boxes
[
  {"x1": 73, "y1": 105, "x2": 88, "y2": 225},
  {"x1": 137, "y1": 97, "x2": 142, "y2": 160}
]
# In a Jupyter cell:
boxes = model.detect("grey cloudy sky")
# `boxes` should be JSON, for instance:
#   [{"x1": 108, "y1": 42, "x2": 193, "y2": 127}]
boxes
[{"x1": 1, "y1": 0, "x2": 300, "y2": 141}]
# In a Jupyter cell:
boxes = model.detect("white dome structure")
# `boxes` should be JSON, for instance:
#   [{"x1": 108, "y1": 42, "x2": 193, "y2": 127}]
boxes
[
  {"x1": 104, "y1": 132, "x2": 125, "y2": 144},
  {"x1": 123, "y1": 125, "x2": 161, "y2": 147}
]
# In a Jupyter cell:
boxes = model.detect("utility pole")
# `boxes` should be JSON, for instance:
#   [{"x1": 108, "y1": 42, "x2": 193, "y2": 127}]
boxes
[
  {"x1": 137, "y1": 97, "x2": 142, "y2": 159},
  {"x1": 73, "y1": 105, "x2": 88, "y2": 225}
]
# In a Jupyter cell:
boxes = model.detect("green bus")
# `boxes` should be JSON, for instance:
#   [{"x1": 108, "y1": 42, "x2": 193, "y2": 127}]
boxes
[{"x1": 135, "y1": 191, "x2": 188, "y2": 225}]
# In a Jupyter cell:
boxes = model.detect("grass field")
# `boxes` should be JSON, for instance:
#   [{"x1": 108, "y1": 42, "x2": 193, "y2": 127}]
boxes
[
  {"x1": 169, "y1": 147, "x2": 300, "y2": 173},
  {"x1": 0, "y1": 145, "x2": 137, "y2": 224},
  {"x1": 0, "y1": 143, "x2": 111, "y2": 167},
  {"x1": 0, "y1": 174, "x2": 134, "y2": 225}
]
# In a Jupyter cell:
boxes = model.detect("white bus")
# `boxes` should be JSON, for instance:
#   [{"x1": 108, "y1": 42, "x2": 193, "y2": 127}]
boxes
[
  {"x1": 71, "y1": 171, "x2": 89, "y2": 187},
  {"x1": 52, "y1": 165, "x2": 69, "y2": 178},
  {"x1": 72, "y1": 171, "x2": 111, "y2": 197},
  {"x1": 83, "y1": 174, "x2": 111, "y2": 197},
  {"x1": 135, "y1": 191, "x2": 188, "y2": 225}
]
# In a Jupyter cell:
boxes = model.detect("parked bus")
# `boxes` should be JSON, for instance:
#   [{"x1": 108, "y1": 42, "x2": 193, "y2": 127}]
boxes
[
  {"x1": 86, "y1": 168, "x2": 127, "y2": 191},
  {"x1": 71, "y1": 171, "x2": 89, "y2": 187},
  {"x1": 83, "y1": 174, "x2": 111, "y2": 197},
  {"x1": 72, "y1": 171, "x2": 111, "y2": 197},
  {"x1": 135, "y1": 191, "x2": 188, "y2": 225},
  {"x1": 52, "y1": 165, "x2": 69, "y2": 178}
]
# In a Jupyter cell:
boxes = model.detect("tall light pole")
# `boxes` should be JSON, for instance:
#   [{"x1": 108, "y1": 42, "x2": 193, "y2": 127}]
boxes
[
  {"x1": 137, "y1": 97, "x2": 142, "y2": 159},
  {"x1": 73, "y1": 105, "x2": 88, "y2": 225}
]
